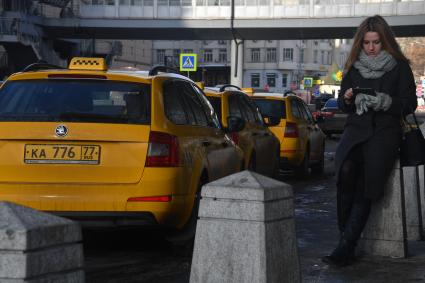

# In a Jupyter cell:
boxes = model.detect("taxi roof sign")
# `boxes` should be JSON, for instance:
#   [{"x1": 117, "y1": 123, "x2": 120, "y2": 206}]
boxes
[
  {"x1": 69, "y1": 57, "x2": 107, "y2": 71},
  {"x1": 180, "y1": 54, "x2": 197, "y2": 72}
]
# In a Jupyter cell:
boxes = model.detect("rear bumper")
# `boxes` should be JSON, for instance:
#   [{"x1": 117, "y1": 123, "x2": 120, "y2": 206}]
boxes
[{"x1": 48, "y1": 211, "x2": 158, "y2": 228}]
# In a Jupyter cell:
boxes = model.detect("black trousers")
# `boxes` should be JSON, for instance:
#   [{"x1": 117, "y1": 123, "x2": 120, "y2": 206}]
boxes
[{"x1": 337, "y1": 145, "x2": 372, "y2": 243}]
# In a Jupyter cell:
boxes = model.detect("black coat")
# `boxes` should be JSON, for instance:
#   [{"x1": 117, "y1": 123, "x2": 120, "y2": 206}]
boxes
[{"x1": 335, "y1": 59, "x2": 417, "y2": 200}]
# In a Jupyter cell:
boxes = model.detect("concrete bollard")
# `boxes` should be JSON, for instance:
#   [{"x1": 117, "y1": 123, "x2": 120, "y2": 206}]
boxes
[
  {"x1": 190, "y1": 171, "x2": 300, "y2": 283},
  {"x1": 359, "y1": 160, "x2": 408, "y2": 258},
  {"x1": 0, "y1": 201, "x2": 85, "y2": 282},
  {"x1": 403, "y1": 166, "x2": 423, "y2": 241}
]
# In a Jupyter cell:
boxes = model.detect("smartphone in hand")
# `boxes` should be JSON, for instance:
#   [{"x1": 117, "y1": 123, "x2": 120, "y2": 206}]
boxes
[{"x1": 353, "y1": 87, "x2": 376, "y2": 97}]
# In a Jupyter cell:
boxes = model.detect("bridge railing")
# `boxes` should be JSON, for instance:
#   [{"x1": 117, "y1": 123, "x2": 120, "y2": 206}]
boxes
[{"x1": 75, "y1": 0, "x2": 425, "y2": 19}]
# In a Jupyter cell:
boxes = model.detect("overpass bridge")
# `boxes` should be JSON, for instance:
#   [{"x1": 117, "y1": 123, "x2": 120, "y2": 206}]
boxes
[
  {"x1": 39, "y1": 0, "x2": 425, "y2": 40},
  {"x1": 0, "y1": 0, "x2": 424, "y2": 80}
]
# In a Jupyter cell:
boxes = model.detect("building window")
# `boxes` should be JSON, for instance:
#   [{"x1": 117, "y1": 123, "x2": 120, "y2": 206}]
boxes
[
  {"x1": 251, "y1": 73, "x2": 260, "y2": 87},
  {"x1": 173, "y1": 49, "x2": 180, "y2": 66},
  {"x1": 283, "y1": 48, "x2": 293, "y2": 62},
  {"x1": 299, "y1": 49, "x2": 304, "y2": 63},
  {"x1": 327, "y1": 51, "x2": 332, "y2": 65},
  {"x1": 266, "y1": 73, "x2": 276, "y2": 87},
  {"x1": 251, "y1": 48, "x2": 260, "y2": 62},
  {"x1": 282, "y1": 73, "x2": 288, "y2": 88},
  {"x1": 313, "y1": 50, "x2": 318, "y2": 64},
  {"x1": 219, "y1": 49, "x2": 227, "y2": 62},
  {"x1": 131, "y1": 0, "x2": 142, "y2": 4},
  {"x1": 339, "y1": 53, "x2": 347, "y2": 68},
  {"x1": 204, "y1": 49, "x2": 213, "y2": 62},
  {"x1": 183, "y1": 49, "x2": 193, "y2": 54},
  {"x1": 157, "y1": 49, "x2": 165, "y2": 64},
  {"x1": 266, "y1": 48, "x2": 276, "y2": 63},
  {"x1": 321, "y1": 50, "x2": 325, "y2": 64}
]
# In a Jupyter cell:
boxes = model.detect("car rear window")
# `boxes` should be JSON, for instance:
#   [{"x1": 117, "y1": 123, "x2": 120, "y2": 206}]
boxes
[
  {"x1": 252, "y1": 99, "x2": 286, "y2": 119},
  {"x1": 0, "y1": 79, "x2": 151, "y2": 124}
]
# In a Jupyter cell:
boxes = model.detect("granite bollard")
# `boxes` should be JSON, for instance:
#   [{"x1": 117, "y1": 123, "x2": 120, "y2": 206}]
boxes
[
  {"x1": 0, "y1": 201, "x2": 85, "y2": 282},
  {"x1": 190, "y1": 171, "x2": 300, "y2": 283},
  {"x1": 359, "y1": 160, "x2": 408, "y2": 258},
  {"x1": 359, "y1": 121, "x2": 425, "y2": 257}
]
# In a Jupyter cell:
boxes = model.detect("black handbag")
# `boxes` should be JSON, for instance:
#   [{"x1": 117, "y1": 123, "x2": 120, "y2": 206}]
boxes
[{"x1": 400, "y1": 113, "x2": 425, "y2": 167}]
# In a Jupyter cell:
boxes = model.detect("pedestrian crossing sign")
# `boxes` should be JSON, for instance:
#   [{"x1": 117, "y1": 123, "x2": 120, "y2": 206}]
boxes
[{"x1": 180, "y1": 54, "x2": 197, "y2": 72}]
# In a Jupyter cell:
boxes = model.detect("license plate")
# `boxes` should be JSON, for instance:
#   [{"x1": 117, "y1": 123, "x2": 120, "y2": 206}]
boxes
[{"x1": 24, "y1": 144, "x2": 101, "y2": 164}]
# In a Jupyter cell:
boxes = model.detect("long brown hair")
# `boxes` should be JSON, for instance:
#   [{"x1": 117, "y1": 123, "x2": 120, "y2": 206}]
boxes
[{"x1": 344, "y1": 15, "x2": 408, "y2": 73}]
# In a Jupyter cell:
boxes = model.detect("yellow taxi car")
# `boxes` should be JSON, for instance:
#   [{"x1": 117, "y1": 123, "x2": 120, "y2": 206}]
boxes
[
  {"x1": 0, "y1": 57, "x2": 244, "y2": 237},
  {"x1": 203, "y1": 85, "x2": 280, "y2": 178},
  {"x1": 251, "y1": 93, "x2": 326, "y2": 176}
]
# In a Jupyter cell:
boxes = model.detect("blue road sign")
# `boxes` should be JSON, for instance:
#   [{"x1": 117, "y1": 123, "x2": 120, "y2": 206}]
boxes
[{"x1": 180, "y1": 54, "x2": 197, "y2": 72}]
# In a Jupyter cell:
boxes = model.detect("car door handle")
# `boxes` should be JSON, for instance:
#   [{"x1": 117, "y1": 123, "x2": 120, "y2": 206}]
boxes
[{"x1": 201, "y1": 140, "x2": 211, "y2": 147}]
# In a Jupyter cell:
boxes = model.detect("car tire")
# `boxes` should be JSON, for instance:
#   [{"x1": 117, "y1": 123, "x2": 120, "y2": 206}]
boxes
[
  {"x1": 248, "y1": 152, "x2": 256, "y2": 172},
  {"x1": 311, "y1": 143, "x2": 325, "y2": 175},
  {"x1": 165, "y1": 177, "x2": 206, "y2": 248},
  {"x1": 295, "y1": 150, "x2": 309, "y2": 178}
]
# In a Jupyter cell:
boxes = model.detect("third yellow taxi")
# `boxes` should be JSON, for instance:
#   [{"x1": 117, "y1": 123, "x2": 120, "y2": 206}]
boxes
[
  {"x1": 203, "y1": 85, "x2": 280, "y2": 178},
  {"x1": 251, "y1": 93, "x2": 326, "y2": 177},
  {"x1": 0, "y1": 57, "x2": 244, "y2": 240}
]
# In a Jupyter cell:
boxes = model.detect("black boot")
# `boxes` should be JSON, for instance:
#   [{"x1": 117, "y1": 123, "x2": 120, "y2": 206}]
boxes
[
  {"x1": 323, "y1": 199, "x2": 371, "y2": 267},
  {"x1": 322, "y1": 237, "x2": 355, "y2": 267}
]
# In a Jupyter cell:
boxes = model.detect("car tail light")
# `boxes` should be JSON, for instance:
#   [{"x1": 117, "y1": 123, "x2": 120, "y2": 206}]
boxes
[
  {"x1": 127, "y1": 195, "x2": 172, "y2": 202},
  {"x1": 321, "y1": 111, "x2": 335, "y2": 118},
  {"x1": 146, "y1": 131, "x2": 179, "y2": 167},
  {"x1": 230, "y1": 132, "x2": 239, "y2": 145},
  {"x1": 285, "y1": 122, "x2": 299, "y2": 138}
]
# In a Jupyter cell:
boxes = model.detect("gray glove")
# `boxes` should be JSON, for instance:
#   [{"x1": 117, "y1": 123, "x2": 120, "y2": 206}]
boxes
[
  {"x1": 354, "y1": 92, "x2": 392, "y2": 115},
  {"x1": 372, "y1": 92, "x2": 392, "y2": 111},
  {"x1": 355, "y1": 93, "x2": 373, "y2": 115}
]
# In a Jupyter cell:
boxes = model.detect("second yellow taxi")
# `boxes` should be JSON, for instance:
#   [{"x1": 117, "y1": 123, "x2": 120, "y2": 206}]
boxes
[{"x1": 203, "y1": 85, "x2": 280, "y2": 178}]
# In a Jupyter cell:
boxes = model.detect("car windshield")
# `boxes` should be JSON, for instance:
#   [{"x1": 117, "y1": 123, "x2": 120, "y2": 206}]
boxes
[
  {"x1": 0, "y1": 79, "x2": 151, "y2": 124},
  {"x1": 252, "y1": 99, "x2": 286, "y2": 119},
  {"x1": 324, "y1": 98, "x2": 337, "y2": 109}
]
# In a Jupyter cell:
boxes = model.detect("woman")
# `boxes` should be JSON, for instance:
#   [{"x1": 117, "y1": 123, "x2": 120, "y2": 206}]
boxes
[{"x1": 322, "y1": 15, "x2": 417, "y2": 267}]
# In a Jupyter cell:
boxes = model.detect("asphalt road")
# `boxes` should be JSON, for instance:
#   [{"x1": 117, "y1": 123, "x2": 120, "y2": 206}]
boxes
[
  {"x1": 82, "y1": 137, "x2": 340, "y2": 283},
  {"x1": 82, "y1": 136, "x2": 425, "y2": 283}
]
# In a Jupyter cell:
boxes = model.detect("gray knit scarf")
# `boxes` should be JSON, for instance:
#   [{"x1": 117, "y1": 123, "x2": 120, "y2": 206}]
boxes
[{"x1": 353, "y1": 50, "x2": 397, "y2": 79}]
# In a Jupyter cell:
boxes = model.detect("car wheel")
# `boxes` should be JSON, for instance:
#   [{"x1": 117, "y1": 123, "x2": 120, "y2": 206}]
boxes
[
  {"x1": 311, "y1": 143, "x2": 325, "y2": 175},
  {"x1": 166, "y1": 177, "x2": 206, "y2": 248},
  {"x1": 248, "y1": 153, "x2": 256, "y2": 172},
  {"x1": 295, "y1": 150, "x2": 309, "y2": 178},
  {"x1": 271, "y1": 148, "x2": 280, "y2": 179}
]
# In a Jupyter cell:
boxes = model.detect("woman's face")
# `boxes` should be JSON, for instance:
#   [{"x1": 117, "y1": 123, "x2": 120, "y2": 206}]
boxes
[{"x1": 362, "y1": 31, "x2": 382, "y2": 56}]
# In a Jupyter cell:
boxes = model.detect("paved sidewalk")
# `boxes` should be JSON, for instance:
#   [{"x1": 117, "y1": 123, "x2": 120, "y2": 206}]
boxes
[{"x1": 294, "y1": 170, "x2": 425, "y2": 283}]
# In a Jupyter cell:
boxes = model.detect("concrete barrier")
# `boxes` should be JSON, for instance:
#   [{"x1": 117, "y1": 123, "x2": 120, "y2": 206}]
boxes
[
  {"x1": 359, "y1": 160, "x2": 408, "y2": 258},
  {"x1": 190, "y1": 170, "x2": 300, "y2": 283},
  {"x1": 0, "y1": 201, "x2": 85, "y2": 282},
  {"x1": 359, "y1": 122, "x2": 425, "y2": 257}
]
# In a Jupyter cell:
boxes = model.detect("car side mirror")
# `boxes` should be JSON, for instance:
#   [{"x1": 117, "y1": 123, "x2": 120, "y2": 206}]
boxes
[
  {"x1": 226, "y1": 116, "x2": 245, "y2": 133},
  {"x1": 264, "y1": 116, "x2": 281, "y2": 126}
]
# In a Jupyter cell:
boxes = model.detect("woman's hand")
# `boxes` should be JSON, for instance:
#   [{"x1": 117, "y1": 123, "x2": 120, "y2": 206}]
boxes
[
  {"x1": 344, "y1": 88, "x2": 353, "y2": 100},
  {"x1": 344, "y1": 88, "x2": 353, "y2": 104}
]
